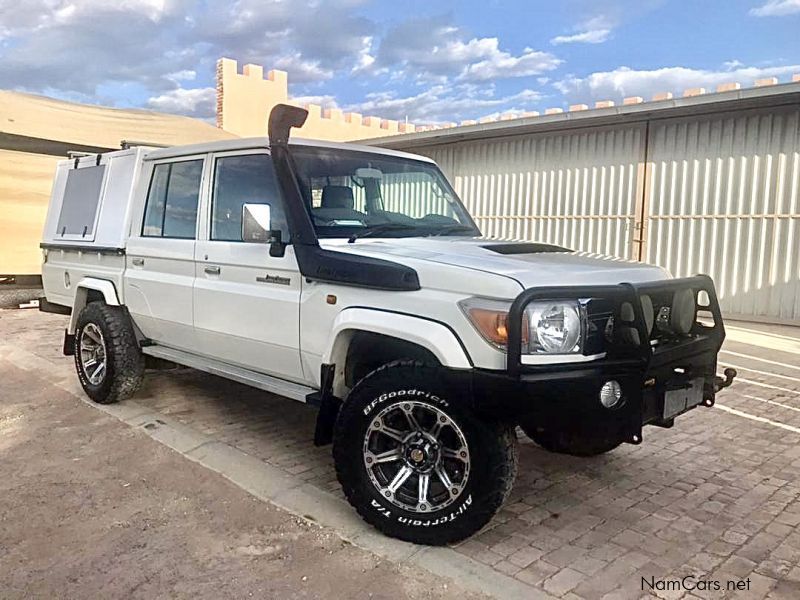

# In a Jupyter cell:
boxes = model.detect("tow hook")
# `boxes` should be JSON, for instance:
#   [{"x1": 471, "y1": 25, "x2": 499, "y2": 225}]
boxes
[{"x1": 714, "y1": 367, "x2": 737, "y2": 392}]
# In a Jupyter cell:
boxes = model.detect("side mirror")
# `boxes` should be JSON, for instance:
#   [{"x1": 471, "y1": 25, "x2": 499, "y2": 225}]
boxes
[
  {"x1": 242, "y1": 203, "x2": 286, "y2": 257},
  {"x1": 242, "y1": 203, "x2": 272, "y2": 243}
]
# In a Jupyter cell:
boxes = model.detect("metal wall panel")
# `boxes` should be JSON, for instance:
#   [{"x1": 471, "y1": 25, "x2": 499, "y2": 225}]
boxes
[
  {"x1": 383, "y1": 104, "x2": 800, "y2": 323},
  {"x1": 646, "y1": 107, "x2": 800, "y2": 322},
  {"x1": 381, "y1": 173, "x2": 449, "y2": 218},
  {"x1": 419, "y1": 125, "x2": 646, "y2": 259}
]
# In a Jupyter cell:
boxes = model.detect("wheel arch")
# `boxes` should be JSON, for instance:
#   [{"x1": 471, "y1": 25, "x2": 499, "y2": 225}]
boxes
[
  {"x1": 313, "y1": 309, "x2": 473, "y2": 447},
  {"x1": 67, "y1": 278, "x2": 121, "y2": 334},
  {"x1": 322, "y1": 308, "x2": 472, "y2": 398}
]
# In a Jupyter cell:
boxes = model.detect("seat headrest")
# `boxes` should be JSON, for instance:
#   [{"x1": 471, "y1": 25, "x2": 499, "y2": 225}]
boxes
[{"x1": 321, "y1": 185, "x2": 354, "y2": 210}]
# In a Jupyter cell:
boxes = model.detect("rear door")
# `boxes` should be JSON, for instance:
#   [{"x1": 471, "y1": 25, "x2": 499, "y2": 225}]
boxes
[
  {"x1": 124, "y1": 156, "x2": 206, "y2": 350},
  {"x1": 193, "y1": 150, "x2": 304, "y2": 382}
]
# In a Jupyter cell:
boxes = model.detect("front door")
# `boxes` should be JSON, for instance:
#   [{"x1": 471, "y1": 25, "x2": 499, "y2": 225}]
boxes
[{"x1": 193, "y1": 150, "x2": 304, "y2": 382}]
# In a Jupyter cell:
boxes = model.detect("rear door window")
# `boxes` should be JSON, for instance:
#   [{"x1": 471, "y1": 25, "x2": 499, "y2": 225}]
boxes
[{"x1": 142, "y1": 159, "x2": 204, "y2": 239}]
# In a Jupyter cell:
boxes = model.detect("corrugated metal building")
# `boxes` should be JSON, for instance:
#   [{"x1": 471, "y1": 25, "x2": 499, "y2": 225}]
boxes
[{"x1": 368, "y1": 82, "x2": 800, "y2": 325}]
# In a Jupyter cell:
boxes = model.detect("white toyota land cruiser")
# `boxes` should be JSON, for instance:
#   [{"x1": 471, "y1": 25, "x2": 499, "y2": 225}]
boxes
[{"x1": 40, "y1": 105, "x2": 735, "y2": 545}]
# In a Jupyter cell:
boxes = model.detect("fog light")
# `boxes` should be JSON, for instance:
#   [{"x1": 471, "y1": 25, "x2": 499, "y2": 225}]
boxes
[{"x1": 599, "y1": 380, "x2": 623, "y2": 408}]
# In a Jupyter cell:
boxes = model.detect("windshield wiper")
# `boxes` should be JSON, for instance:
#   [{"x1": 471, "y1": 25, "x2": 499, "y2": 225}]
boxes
[
  {"x1": 426, "y1": 223, "x2": 477, "y2": 236},
  {"x1": 348, "y1": 223, "x2": 419, "y2": 243}
]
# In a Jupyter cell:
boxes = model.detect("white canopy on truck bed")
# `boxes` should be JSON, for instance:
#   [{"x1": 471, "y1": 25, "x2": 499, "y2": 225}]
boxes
[{"x1": 41, "y1": 147, "x2": 148, "y2": 251}]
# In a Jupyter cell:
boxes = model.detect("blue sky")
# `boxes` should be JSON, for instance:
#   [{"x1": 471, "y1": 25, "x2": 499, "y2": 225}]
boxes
[{"x1": 0, "y1": 0, "x2": 798, "y2": 124}]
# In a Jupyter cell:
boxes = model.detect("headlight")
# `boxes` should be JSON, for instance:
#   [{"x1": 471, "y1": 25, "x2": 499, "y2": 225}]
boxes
[
  {"x1": 524, "y1": 301, "x2": 583, "y2": 354},
  {"x1": 459, "y1": 298, "x2": 584, "y2": 354}
]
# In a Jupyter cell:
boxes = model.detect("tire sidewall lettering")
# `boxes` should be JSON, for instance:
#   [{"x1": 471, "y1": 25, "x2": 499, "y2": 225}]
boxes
[
  {"x1": 362, "y1": 388, "x2": 449, "y2": 417},
  {"x1": 369, "y1": 494, "x2": 474, "y2": 527}
]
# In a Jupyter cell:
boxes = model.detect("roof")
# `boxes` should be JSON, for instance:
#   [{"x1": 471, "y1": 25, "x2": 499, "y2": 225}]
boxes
[
  {"x1": 0, "y1": 90, "x2": 235, "y2": 154},
  {"x1": 362, "y1": 80, "x2": 800, "y2": 150},
  {"x1": 143, "y1": 136, "x2": 436, "y2": 163}
]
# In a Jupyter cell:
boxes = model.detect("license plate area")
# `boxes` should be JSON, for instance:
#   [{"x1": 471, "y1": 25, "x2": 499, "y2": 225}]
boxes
[{"x1": 663, "y1": 377, "x2": 704, "y2": 420}]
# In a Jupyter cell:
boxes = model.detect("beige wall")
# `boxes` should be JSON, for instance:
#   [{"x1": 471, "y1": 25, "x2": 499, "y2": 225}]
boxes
[
  {"x1": 0, "y1": 150, "x2": 60, "y2": 274},
  {"x1": 1, "y1": 90, "x2": 235, "y2": 148},
  {"x1": 0, "y1": 89, "x2": 239, "y2": 275},
  {"x1": 216, "y1": 58, "x2": 417, "y2": 141}
]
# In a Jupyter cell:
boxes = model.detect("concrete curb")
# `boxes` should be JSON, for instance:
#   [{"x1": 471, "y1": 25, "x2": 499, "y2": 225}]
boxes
[{"x1": 2, "y1": 344, "x2": 553, "y2": 600}]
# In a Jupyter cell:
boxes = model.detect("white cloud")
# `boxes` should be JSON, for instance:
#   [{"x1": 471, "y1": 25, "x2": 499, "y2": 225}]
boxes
[
  {"x1": 722, "y1": 59, "x2": 745, "y2": 70},
  {"x1": 292, "y1": 94, "x2": 339, "y2": 108},
  {"x1": 147, "y1": 86, "x2": 215, "y2": 118},
  {"x1": 554, "y1": 63, "x2": 800, "y2": 103},
  {"x1": 196, "y1": 0, "x2": 376, "y2": 78},
  {"x1": 551, "y1": 29, "x2": 611, "y2": 45},
  {"x1": 0, "y1": 0, "x2": 174, "y2": 37},
  {"x1": 0, "y1": 0, "x2": 374, "y2": 97},
  {"x1": 165, "y1": 70, "x2": 196, "y2": 83},
  {"x1": 351, "y1": 36, "x2": 377, "y2": 74},
  {"x1": 374, "y1": 16, "x2": 560, "y2": 83},
  {"x1": 273, "y1": 53, "x2": 334, "y2": 82},
  {"x1": 458, "y1": 44, "x2": 562, "y2": 81},
  {"x1": 0, "y1": 0, "x2": 202, "y2": 95},
  {"x1": 750, "y1": 0, "x2": 800, "y2": 16},
  {"x1": 345, "y1": 85, "x2": 543, "y2": 124}
]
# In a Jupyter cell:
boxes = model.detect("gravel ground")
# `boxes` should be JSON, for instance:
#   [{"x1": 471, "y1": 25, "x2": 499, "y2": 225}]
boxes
[
  {"x1": 0, "y1": 288, "x2": 41, "y2": 309},
  {"x1": 0, "y1": 354, "x2": 482, "y2": 599}
]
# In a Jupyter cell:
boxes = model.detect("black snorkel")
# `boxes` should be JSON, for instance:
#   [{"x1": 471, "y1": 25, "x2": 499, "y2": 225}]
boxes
[{"x1": 267, "y1": 104, "x2": 420, "y2": 291}]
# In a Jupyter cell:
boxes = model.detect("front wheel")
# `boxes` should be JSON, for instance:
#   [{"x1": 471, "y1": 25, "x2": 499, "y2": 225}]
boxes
[{"x1": 333, "y1": 361, "x2": 517, "y2": 545}]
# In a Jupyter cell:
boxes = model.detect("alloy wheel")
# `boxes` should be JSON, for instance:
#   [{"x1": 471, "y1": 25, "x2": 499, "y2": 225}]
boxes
[
  {"x1": 79, "y1": 323, "x2": 107, "y2": 385},
  {"x1": 362, "y1": 400, "x2": 470, "y2": 513}
]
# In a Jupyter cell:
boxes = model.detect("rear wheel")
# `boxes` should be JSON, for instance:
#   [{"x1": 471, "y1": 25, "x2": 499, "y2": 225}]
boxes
[
  {"x1": 333, "y1": 361, "x2": 517, "y2": 545},
  {"x1": 521, "y1": 423, "x2": 622, "y2": 457},
  {"x1": 74, "y1": 302, "x2": 144, "y2": 404}
]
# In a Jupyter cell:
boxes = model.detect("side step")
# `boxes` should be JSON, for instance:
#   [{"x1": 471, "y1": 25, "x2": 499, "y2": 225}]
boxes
[{"x1": 141, "y1": 345, "x2": 316, "y2": 403}]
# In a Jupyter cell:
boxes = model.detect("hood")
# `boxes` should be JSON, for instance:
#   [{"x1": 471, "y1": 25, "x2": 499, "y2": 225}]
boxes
[{"x1": 323, "y1": 237, "x2": 670, "y2": 288}]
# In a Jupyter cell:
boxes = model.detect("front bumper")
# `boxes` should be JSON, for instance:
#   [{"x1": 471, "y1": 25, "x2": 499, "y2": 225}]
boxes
[{"x1": 470, "y1": 275, "x2": 735, "y2": 444}]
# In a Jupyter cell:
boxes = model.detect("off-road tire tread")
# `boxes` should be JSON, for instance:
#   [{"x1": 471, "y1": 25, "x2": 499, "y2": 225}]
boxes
[
  {"x1": 333, "y1": 360, "x2": 517, "y2": 545},
  {"x1": 523, "y1": 425, "x2": 621, "y2": 457},
  {"x1": 74, "y1": 302, "x2": 144, "y2": 404}
]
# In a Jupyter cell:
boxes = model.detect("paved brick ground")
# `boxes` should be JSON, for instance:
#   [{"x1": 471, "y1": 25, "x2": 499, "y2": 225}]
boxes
[{"x1": 2, "y1": 309, "x2": 800, "y2": 599}]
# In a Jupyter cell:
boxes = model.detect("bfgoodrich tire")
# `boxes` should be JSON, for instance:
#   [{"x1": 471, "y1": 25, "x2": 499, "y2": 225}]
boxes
[
  {"x1": 74, "y1": 302, "x2": 144, "y2": 404},
  {"x1": 333, "y1": 361, "x2": 517, "y2": 545}
]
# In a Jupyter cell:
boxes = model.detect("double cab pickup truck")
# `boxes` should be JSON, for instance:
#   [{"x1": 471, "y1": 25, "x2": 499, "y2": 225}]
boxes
[{"x1": 40, "y1": 104, "x2": 735, "y2": 544}]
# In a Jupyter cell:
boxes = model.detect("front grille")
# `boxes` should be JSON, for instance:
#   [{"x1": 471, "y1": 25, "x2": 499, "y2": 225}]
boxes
[
  {"x1": 584, "y1": 284, "x2": 710, "y2": 357},
  {"x1": 584, "y1": 298, "x2": 614, "y2": 355}
]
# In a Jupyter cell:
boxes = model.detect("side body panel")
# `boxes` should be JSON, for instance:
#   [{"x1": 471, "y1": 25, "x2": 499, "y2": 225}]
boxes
[
  {"x1": 122, "y1": 155, "x2": 207, "y2": 351},
  {"x1": 42, "y1": 249, "x2": 125, "y2": 310},
  {"x1": 193, "y1": 242, "x2": 305, "y2": 381},
  {"x1": 124, "y1": 237, "x2": 197, "y2": 349}
]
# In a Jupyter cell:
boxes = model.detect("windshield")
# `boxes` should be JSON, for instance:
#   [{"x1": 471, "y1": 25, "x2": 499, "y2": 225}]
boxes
[{"x1": 290, "y1": 147, "x2": 480, "y2": 239}]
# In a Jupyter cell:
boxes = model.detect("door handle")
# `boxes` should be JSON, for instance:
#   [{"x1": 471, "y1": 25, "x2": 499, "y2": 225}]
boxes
[
  {"x1": 131, "y1": 258, "x2": 144, "y2": 266},
  {"x1": 204, "y1": 265, "x2": 221, "y2": 275}
]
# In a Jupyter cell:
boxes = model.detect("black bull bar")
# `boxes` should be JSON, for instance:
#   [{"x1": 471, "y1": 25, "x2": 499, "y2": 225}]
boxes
[{"x1": 506, "y1": 275, "x2": 736, "y2": 398}]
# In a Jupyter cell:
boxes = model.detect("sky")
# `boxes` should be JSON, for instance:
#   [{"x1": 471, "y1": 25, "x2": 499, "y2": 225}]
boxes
[{"x1": 0, "y1": 0, "x2": 798, "y2": 125}]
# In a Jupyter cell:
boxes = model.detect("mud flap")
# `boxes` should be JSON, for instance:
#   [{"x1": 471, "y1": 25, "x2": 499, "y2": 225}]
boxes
[
  {"x1": 63, "y1": 329, "x2": 75, "y2": 356},
  {"x1": 312, "y1": 363, "x2": 340, "y2": 446}
]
